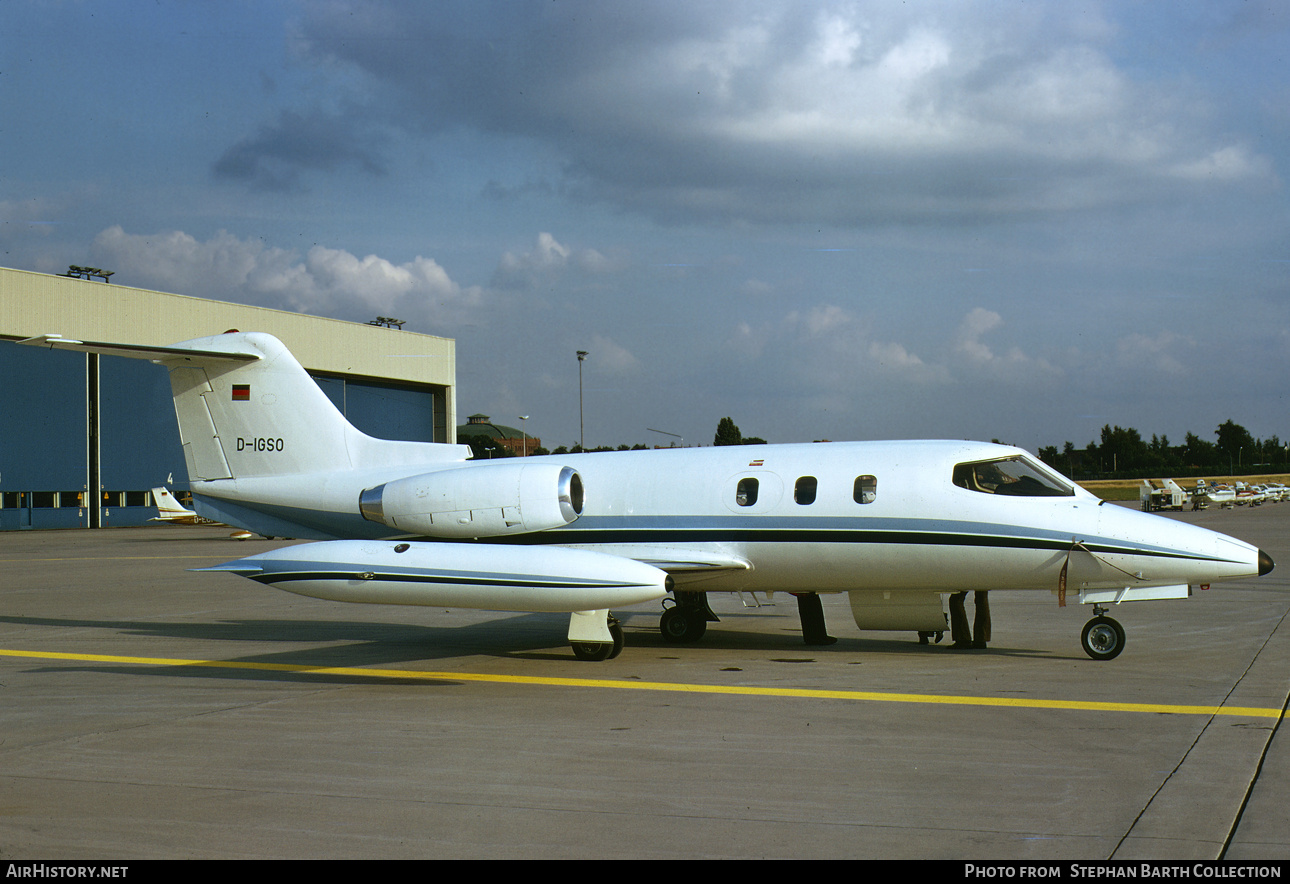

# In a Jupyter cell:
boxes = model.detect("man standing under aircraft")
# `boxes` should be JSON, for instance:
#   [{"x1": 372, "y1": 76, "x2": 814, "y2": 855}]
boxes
[{"x1": 949, "y1": 590, "x2": 991, "y2": 649}]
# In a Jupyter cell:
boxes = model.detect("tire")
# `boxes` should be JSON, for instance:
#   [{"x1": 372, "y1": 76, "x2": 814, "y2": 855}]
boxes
[
  {"x1": 607, "y1": 618, "x2": 624, "y2": 659},
  {"x1": 1081, "y1": 616, "x2": 1125, "y2": 661},
  {"x1": 660, "y1": 606, "x2": 706, "y2": 643},
  {"x1": 571, "y1": 641, "x2": 613, "y2": 661}
]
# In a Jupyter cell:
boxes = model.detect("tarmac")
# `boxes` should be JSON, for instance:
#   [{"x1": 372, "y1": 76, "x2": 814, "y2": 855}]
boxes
[{"x1": 1, "y1": 503, "x2": 1287, "y2": 860}]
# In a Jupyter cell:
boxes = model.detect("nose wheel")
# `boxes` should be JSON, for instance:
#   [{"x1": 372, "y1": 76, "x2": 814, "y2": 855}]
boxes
[{"x1": 1081, "y1": 607, "x2": 1125, "y2": 661}]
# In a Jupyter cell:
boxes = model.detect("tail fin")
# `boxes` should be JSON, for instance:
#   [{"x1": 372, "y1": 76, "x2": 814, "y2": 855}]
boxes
[
  {"x1": 21, "y1": 331, "x2": 468, "y2": 482},
  {"x1": 164, "y1": 332, "x2": 359, "y2": 480},
  {"x1": 150, "y1": 486, "x2": 197, "y2": 520}
]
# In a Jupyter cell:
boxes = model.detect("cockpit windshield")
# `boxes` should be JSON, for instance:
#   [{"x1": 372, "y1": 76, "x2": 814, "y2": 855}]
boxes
[{"x1": 952, "y1": 456, "x2": 1074, "y2": 497}]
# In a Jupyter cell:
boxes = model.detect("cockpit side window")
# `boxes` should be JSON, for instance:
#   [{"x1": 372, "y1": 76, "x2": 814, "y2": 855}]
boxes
[{"x1": 952, "y1": 456, "x2": 1074, "y2": 497}]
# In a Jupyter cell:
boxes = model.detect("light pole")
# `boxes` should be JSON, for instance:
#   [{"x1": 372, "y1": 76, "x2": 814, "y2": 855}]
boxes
[
  {"x1": 577, "y1": 351, "x2": 588, "y2": 451},
  {"x1": 519, "y1": 415, "x2": 529, "y2": 457}
]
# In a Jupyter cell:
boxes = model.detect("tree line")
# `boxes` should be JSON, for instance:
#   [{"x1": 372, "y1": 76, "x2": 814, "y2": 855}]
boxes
[
  {"x1": 465, "y1": 416, "x2": 1284, "y2": 481},
  {"x1": 459, "y1": 416, "x2": 766, "y2": 459},
  {"x1": 1037, "y1": 420, "x2": 1286, "y2": 480}
]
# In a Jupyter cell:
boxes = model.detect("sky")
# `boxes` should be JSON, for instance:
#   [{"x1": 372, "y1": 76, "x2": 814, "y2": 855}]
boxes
[{"x1": 3, "y1": 0, "x2": 1288, "y2": 453}]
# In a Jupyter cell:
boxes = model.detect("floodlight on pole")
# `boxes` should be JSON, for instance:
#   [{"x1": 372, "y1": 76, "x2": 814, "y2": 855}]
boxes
[{"x1": 519, "y1": 415, "x2": 529, "y2": 457}]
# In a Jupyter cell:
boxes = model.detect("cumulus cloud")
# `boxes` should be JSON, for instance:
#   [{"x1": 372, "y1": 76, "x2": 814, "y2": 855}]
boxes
[
  {"x1": 584, "y1": 334, "x2": 640, "y2": 374},
  {"x1": 1168, "y1": 145, "x2": 1275, "y2": 183},
  {"x1": 264, "y1": 1, "x2": 1275, "y2": 225},
  {"x1": 725, "y1": 303, "x2": 1075, "y2": 412},
  {"x1": 91, "y1": 226, "x2": 483, "y2": 328},
  {"x1": 952, "y1": 307, "x2": 1062, "y2": 382},
  {"x1": 491, "y1": 232, "x2": 616, "y2": 290},
  {"x1": 724, "y1": 303, "x2": 948, "y2": 388},
  {"x1": 1113, "y1": 330, "x2": 1195, "y2": 376}
]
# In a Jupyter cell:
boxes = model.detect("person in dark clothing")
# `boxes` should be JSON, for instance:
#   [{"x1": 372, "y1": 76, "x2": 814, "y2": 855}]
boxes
[{"x1": 949, "y1": 590, "x2": 991, "y2": 649}]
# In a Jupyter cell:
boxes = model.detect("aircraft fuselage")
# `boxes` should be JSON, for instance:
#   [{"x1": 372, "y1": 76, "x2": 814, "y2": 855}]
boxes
[{"x1": 190, "y1": 439, "x2": 1266, "y2": 600}]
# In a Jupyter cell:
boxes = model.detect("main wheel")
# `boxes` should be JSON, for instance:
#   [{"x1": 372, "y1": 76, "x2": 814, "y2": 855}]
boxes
[
  {"x1": 1081, "y1": 616, "x2": 1126, "y2": 661},
  {"x1": 660, "y1": 606, "x2": 706, "y2": 643}
]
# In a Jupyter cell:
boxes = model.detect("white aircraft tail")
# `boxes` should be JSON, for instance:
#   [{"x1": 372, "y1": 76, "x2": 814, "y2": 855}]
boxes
[
  {"x1": 21, "y1": 331, "x2": 469, "y2": 482},
  {"x1": 151, "y1": 486, "x2": 196, "y2": 520}
]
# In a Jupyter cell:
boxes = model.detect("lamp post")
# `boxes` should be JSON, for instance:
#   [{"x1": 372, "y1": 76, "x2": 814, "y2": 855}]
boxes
[
  {"x1": 577, "y1": 351, "x2": 588, "y2": 451},
  {"x1": 519, "y1": 415, "x2": 529, "y2": 457}
]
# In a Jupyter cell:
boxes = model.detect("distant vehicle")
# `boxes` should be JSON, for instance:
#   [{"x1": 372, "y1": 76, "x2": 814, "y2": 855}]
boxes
[{"x1": 1140, "y1": 479, "x2": 1190, "y2": 512}]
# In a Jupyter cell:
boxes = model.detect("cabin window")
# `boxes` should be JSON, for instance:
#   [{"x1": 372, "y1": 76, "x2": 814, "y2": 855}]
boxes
[
  {"x1": 736, "y1": 478, "x2": 759, "y2": 507},
  {"x1": 853, "y1": 475, "x2": 877, "y2": 504},
  {"x1": 952, "y1": 456, "x2": 1074, "y2": 497},
  {"x1": 794, "y1": 476, "x2": 817, "y2": 505}
]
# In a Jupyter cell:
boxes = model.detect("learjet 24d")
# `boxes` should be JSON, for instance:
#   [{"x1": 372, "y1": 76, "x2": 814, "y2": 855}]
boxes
[{"x1": 22, "y1": 331, "x2": 1274, "y2": 661}]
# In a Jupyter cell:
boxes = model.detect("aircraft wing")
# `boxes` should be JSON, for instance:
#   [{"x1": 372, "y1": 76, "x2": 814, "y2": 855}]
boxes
[{"x1": 17, "y1": 334, "x2": 260, "y2": 364}]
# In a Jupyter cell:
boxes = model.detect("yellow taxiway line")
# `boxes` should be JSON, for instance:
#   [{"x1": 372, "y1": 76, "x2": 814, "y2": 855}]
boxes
[{"x1": 2, "y1": 647, "x2": 1284, "y2": 719}]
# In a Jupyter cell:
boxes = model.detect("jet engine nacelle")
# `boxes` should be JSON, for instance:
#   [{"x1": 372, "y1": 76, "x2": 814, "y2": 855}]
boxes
[{"x1": 359, "y1": 463, "x2": 583, "y2": 538}]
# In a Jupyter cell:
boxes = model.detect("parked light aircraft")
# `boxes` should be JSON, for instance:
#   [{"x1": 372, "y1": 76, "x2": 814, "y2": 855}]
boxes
[
  {"x1": 1194, "y1": 480, "x2": 1237, "y2": 510},
  {"x1": 151, "y1": 485, "x2": 261, "y2": 539},
  {"x1": 22, "y1": 332, "x2": 1274, "y2": 661},
  {"x1": 150, "y1": 486, "x2": 205, "y2": 524}
]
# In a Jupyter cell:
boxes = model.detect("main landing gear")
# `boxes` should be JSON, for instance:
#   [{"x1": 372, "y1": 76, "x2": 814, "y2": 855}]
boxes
[
  {"x1": 658, "y1": 592, "x2": 838, "y2": 646},
  {"x1": 659, "y1": 594, "x2": 717, "y2": 643},
  {"x1": 1080, "y1": 605, "x2": 1126, "y2": 661},
  {"x1": 569, "y1": 612, "x2": 623, "y2": 661}
]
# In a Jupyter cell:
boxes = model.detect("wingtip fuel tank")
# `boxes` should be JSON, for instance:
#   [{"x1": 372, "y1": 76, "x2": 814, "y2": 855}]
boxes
[{"x1": 203, "y1": 540, "x2": 671, "y2": 613}]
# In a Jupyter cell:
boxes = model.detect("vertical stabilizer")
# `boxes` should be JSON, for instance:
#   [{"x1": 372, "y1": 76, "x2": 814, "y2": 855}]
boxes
[
  {"x1": 159, "y1": 333, "x2": 358, "y2": 480},
  {"x1": 20, "y1": 331, "x2": 469, "y2": 485}
]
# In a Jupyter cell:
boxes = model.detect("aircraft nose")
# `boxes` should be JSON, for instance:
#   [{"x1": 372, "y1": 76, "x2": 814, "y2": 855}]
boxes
[{"x1": 1259, "y1": 549, "x2": 1275, "y2": 576}]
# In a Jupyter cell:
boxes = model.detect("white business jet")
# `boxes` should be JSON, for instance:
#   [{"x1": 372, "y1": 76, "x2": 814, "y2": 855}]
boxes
[{"x1": 22, "y1": 332, "x2": 1273, "y2": 661}]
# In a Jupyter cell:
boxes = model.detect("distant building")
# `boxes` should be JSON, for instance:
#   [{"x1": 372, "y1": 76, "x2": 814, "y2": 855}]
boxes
[{"x1": 457, "y1": 414, "x2": 539, "y2": 456}]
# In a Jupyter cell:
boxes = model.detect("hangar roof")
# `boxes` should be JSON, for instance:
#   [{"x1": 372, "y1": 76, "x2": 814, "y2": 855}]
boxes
[{"x1": 0, "y1": 266, "x2": 454, "y2": 389}]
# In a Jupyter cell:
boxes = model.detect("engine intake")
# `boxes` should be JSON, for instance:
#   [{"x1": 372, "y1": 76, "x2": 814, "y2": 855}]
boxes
[{"x1": 360, "y1": 463, "x2": 583, "y2": 538}]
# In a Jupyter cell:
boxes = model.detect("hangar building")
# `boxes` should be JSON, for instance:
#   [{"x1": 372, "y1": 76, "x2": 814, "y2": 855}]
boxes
[{"x1": 0, "y1": 266, "x2": 457, "y2": 530}]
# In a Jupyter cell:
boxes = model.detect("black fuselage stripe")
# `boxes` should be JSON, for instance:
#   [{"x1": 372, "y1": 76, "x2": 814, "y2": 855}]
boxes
[{"x1": 249, "y1": 571, "x2": 643, "y2": 589}]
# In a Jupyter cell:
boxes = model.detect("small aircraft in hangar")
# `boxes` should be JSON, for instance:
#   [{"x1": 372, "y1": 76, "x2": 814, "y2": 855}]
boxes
[{"x1": 22, "y1": 332, "x2": 1273, "y2": 661}]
